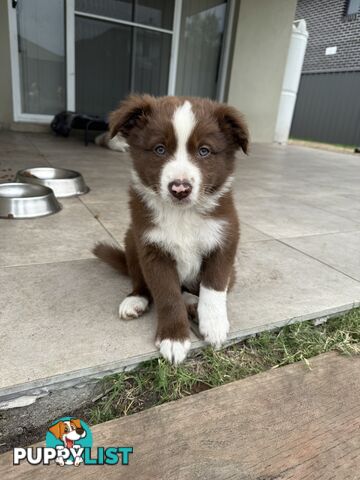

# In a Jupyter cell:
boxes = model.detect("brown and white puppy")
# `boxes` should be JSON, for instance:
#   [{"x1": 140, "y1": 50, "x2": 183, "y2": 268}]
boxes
[{"x1": 94, "y1": 95, "x2": 248, "y2": 364}]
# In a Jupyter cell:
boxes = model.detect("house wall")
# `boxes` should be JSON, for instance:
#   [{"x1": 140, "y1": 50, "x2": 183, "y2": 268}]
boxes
[
  {"x1": 227, "y1": 0, "x2": 297, "y2": 143},
  {"x1": 295, "y1": 0, "x2": 360, "y2": 73},
  {"x1": 0, "y1": 1, "x2": 13, "y2": 128}
]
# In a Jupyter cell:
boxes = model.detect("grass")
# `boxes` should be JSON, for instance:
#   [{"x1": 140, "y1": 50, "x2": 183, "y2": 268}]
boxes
[
  {"x1": 88, "y1": 308, "x2": 360, "y2": 425},
  {"x1": 289, "y1": 137, "x2": 358, "y2": 150}
]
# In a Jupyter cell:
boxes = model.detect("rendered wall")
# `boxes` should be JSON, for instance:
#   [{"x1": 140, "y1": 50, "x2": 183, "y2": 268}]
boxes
[{"x1": 227, "y1": 0, "x2": 297, "y2": 143}]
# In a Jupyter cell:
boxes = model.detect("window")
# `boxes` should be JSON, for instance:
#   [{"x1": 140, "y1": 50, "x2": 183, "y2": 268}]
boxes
[{"x1": 347, "y1": 0, "x2": 360, "y2": 15}]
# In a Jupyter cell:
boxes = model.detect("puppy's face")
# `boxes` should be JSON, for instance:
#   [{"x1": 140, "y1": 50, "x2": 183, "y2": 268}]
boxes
[
  {"x1": 110, "y1": 95, "x2": 248, "y2": 210},
  {"x1": 48, "y1": 419, "x2": 86, "y2": 448}
]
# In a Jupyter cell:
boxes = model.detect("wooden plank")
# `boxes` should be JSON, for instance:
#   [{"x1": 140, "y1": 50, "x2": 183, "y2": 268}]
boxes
[{"x1": 1, "y1": 352, "x2": 360, "y2": 479}]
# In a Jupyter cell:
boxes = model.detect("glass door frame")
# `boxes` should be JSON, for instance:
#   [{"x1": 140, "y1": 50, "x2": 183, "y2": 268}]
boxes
[{"x1": 8, "y1": 0, "x2": 235, "y2": 123}]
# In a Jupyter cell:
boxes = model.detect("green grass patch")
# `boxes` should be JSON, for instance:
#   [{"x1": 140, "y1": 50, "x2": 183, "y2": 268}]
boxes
[
  {"x1": 289, "y1": 137, "x2": 357, "y2": 150},
  {"x1": 88, "y1": 308, "x2": 360, "y2": 425}
]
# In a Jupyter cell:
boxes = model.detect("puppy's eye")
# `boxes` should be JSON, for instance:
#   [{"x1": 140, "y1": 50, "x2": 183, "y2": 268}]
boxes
[
  {"x1": 154, "y1": 144, "x2": 166, "y2": 156},
  {"x1": 198, "y1": 146, "x2": 210, "y2": 157}
]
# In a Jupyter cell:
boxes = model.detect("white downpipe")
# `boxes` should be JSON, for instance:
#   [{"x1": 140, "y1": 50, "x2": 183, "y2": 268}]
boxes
[{"x1": 275, "y1": 19, "x2": 308, "y2": 144}]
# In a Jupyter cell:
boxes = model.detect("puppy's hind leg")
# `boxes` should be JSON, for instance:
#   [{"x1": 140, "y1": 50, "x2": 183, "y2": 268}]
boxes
[
  {"x1": 182, "y1": 291, "x2": 201, "y2": 338},
  {"x1": 119, "y1": 228, "x2": 151, "y2": 320}
]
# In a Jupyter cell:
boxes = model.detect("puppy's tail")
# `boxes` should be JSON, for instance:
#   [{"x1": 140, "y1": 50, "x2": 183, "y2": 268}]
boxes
[{"x1": 92, "y1": 242, "x2": 128, "y2": 276}]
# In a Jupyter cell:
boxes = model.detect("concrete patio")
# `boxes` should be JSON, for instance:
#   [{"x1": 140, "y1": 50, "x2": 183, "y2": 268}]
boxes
[{"x1": 1, "y1": 131, "x2": 360, "y2": 402}]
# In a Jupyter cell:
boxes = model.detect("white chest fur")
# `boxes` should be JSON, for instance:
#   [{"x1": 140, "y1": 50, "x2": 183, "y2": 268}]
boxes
[{"x1": 143, "y1": 205, "x2": 226, "y2": 286}]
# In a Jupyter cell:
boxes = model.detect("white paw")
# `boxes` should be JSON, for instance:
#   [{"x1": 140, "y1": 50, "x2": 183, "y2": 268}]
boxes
[
  {"x1": 157, "y1": 339, "x2": 191, "y2": 365},
  {"x1": 119, "y1": 295, "x2": 149, "y2": 320},
  {"x1": 198, "y1": 285, "x2": 229, "y2": 348}
]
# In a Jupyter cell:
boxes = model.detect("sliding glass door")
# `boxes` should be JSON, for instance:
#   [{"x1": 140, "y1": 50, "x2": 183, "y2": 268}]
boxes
[
  {"x1": 13, "y1": 0, "x2": 66, "y2": 117},
  {"x1": 175, "y1": 0, "x2": 228, "y2": 99},
  {"x1": 9, "y1": 0, "x2": 233, "y2": 122}
]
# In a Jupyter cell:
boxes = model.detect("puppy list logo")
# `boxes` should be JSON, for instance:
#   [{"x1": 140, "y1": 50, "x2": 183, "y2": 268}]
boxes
[{"x1": 13, "y1": 417, "x2": 133, "y2": 467}]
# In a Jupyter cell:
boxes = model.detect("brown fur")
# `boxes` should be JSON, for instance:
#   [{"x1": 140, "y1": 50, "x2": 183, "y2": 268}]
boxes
[
  {"x1": 93, "y1": 243, "x2": 128, "y2": 276},
  {"x1": 93, "y1": 95, "x2": 248, "y2": 350}
]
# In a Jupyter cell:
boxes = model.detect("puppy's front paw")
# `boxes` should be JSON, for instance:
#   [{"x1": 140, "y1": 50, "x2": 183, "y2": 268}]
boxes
[
  {"x1": 198, "y1": 286, "x2": 229, "y2": 348},
  {"x1": 156, "y1": 338, "x2": 191, "y2": 365},
  {"x1": 199, "y1": 312, "x2": 229, "y2": 348},
  {"x1": 119, "y1": 295, "x2": 149, "y2": 320}
]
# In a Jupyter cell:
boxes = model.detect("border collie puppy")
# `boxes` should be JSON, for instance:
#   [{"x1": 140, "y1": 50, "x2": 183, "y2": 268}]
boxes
[{"x1": 94, "y1": 95, "x2": 249, "y2": 364}]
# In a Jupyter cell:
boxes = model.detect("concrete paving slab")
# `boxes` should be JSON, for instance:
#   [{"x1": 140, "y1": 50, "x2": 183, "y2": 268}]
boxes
[
  {"x1": 237, "y1": 195, "x2": 360, "y2": 238},
  {"x1": 0, "y1": 199, "x2": 112, "y2": 267},
  {"x1": 297, "y1": 193, "x2": 360, "y2": 223},
  {"x1": 0, "y1": 259, "x2": 155, "y2": 395},
  {"x1": 251, "y1": 179, "x2": 359, "y2": 198},
  {"x1": 308, "y1": 176, "x2": 360, "y2": 196},
  {"x1": 238, "y1": 146, "x2": 360, "y2": 197},
  {"x1": 84, "y1": 201, "x2": 130, "y2": 244},
  {"x1": 283, "y1": 231, "x2": 360, "y2": 281},
  {"x1": 0, "y1": 131, "x2": 32, "y2": 145},
  {"x1": 230, "y1": 240, "x2": 360, "y2": 336},
  {"x1": 0, "y1": 142, "x2": 39, "y2": 155},
  {"x1": 239, "y1": 223, "x2": 273, "y2": 243},
  {"x1": 28, "y1": 135, "x2": 92, "y2": 155}
]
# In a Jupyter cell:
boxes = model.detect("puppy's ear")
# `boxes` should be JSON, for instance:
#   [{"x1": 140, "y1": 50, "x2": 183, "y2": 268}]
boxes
[
  {"x1": 48, "y1": 421, "x2": 64, "y2": 439},
  {"x1": 109, "y1": 94, "x2": 154, "y2": 138},
  {"x1": 71, "y1": 419, "x2": 82, "y2": 429},
  {"x1": 215, "y1": 105, "x2": 249, "y2": 154}
]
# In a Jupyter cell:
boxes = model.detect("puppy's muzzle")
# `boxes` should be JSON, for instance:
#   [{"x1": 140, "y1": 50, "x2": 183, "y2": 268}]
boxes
[{"x1": 168, "y1": 180, "x2": 192, "y2": 200}]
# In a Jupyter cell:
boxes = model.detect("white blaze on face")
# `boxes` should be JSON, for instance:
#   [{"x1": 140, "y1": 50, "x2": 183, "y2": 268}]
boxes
[{"x1": 160, "y1": 100, "x2": 201, "y2": 203}]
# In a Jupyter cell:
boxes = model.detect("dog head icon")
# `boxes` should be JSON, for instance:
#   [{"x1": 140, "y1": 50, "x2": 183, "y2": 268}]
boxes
[{"x1": 48, "y1": 418, "x2": 86, "y2": 449}]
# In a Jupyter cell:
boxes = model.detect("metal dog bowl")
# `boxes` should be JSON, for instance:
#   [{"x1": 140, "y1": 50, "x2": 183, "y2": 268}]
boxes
[
  {"x1": 0, "y1": 183, "x2": 61, "y2": 219},
  {"x1": 16, "y1": 167, "x2": 89, "y2": 198}
]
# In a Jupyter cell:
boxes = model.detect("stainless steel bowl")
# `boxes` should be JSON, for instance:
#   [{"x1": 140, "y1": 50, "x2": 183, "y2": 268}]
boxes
[
  {"x1": 0, "y1": 183, "x2": 61, "y2": 219},
  {"x1": 16, "y1": 167, "x2": 89, "y2": 198}
]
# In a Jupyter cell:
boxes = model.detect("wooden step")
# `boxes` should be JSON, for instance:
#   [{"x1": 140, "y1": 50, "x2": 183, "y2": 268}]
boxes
[{"x1": 1, "y1": 352, "x2": 359, "y2": 479}]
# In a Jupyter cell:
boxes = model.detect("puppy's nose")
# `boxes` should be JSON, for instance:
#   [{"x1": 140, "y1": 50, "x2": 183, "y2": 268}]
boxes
[
  {"x1": 76, "y1": 427, "x2": 85, "y2": 435},
  {"x1": 168, "y1": 180, "x2": 192, "y2": 200}
]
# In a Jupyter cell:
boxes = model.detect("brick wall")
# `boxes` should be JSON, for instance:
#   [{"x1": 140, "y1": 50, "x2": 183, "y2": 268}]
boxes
[{"x1": 295, "y1": 0, "x2": 360, "y2": 72}]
